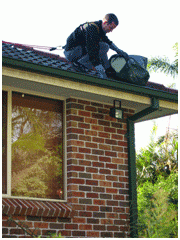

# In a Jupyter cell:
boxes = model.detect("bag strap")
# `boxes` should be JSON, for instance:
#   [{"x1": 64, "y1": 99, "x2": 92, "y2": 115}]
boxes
[{"x1": 83, "y1": 22, "x2": 100, "y2": 34}]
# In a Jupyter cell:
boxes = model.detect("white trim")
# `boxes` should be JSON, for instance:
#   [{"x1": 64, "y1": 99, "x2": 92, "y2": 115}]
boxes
[{"x1": 2, "y1": 86, "x2": 67, "y2": 203}]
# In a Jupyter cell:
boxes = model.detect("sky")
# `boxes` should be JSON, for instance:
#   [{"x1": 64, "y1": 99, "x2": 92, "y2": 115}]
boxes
[{"x1": 1, "y1": 0, "x2": 179, "y2": 151}]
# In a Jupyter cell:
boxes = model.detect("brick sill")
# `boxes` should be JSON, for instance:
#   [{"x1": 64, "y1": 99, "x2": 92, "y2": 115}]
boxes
[{"x1": 2, "y1": 198, "x2": 74, "y2": 218}]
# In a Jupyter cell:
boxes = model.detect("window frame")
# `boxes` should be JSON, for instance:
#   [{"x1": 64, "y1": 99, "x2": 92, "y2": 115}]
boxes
[{"x1": 2, "y1": 86, "x2": 67, "y2": 202}]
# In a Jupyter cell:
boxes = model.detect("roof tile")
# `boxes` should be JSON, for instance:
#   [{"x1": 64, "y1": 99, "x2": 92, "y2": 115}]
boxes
[{"x1": 2, "y1": 41, "x2": 178, "y2": 95}]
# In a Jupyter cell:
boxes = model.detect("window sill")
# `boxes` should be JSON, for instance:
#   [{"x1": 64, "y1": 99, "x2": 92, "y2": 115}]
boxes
[{"x1": 2, "y1": 198, "x2": 74, "y2": 218}]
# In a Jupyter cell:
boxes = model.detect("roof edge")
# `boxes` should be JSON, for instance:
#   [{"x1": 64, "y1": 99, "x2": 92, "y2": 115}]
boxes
[{"x1": 2, "y1": 56, "x2": 178, "y2": 103}]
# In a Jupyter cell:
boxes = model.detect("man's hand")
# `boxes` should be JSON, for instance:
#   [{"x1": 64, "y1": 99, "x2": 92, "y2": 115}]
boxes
[{"x1": 95, "y1": 64, "x2": 107, "y2": 78}]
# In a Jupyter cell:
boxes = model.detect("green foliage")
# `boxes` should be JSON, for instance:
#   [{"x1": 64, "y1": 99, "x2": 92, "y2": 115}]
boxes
[
  {"x1": 136, "y1": 122, "x2": 178, "y2": 185},
  {"x1": 137, "y1": 173, "x2": 178, "y2": 238},
  {"x1": 11, "y1": 104, "x2": 63, "y2": 199},
  {"x1": 147, "y1": 42, "x2": 178, "y2": 79},
  {"x1": 137, "y1": 122, "x2": 178, "y2": 237}
]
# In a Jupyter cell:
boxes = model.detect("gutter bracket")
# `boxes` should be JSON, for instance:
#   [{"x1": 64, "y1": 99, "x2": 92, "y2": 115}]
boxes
[{"x1": 126, "y1": 97, "x2": 159, "y2": 238}]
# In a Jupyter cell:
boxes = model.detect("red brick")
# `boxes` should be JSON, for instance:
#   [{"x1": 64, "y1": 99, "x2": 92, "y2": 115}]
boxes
[
  {"x1": 69, "y1": 178, "x2": 85, "y2": 184},
  {"x1": 65, "y1": 224, "x2": 78, "y2": 230},
  {"x1": 93, "y1": 174, "x2": 105, "y2": 180},
  {"x1": 85, "y1": 142, "x2": 98, "y2": 148},
  {"x1": 113, "y1": 195, "x2": 125, "y2": 200},
  {"x1": 91, "y1": 102, "x2": 103, "y2": 107},
  {"x1": 70, "y1": 166, "x2": 85, "y2": 172},
  {"x1": 78, "y1": 110, "x2": 91, "y2": 117},
  {"x1": 86, "y1": 205, "x2": 99, "y2": 211},
  {"x1": 86, "y1": 180, "x2": 98, "y2": 186},
  {"x1": 68, "y1": 140, "x2": 84, "y2": 147},
  {"x1": 87, "y1": 231, "x2": 100, "y2": 237},
  {"x1": 86, "y1": 193, "x2": 99, "y2": 198},
  {"x1": 86, "y1": 167, "x2": 98, "y2": 173},
  {"x1": 106, "y1": 163, "x2": 117, "y2": 169},
  {"x1": 85, "y1": 118, "x2": 97, "y2": 124},
  {"x1": 67, "y1": 128, "x2": 84, "y2": 134},
  {"x1": 79, "y1": 147, "x2": 91, "y2": 153},
  {"x1": 67, "y1": 153, "x2": 84, "y2": 159},
  {"x1": 99, "y1": 144, "x2": 111, "y2": 150},
  {"x1": 99, "y1": 181, "x2": 112, "y2": 187},
  {"x1": 67, "y1": 115, "x2": 84, "y2": 122},
  {"x1": 86, "y1": 155, "x2": 98, "y2": 161},
  {"x1": 78, "y1": 99, "x2": 90, "y2": 105},
  {"x1": 85, "y1": 130, "x2": 97, "y2": 136},
  {"x1": 79, "y1": 211, "x2": 92, "y2": 217},
  {"x1": 72, "y1": 192, "x2": 85, "y2": 198},
  {"x1": 106, "y1": 188, "x2": 118, "y2": 194},
  {"x1": 93, "y1": 187, "x2": 105, "y2": 193},
  {"x1": 104, "y1": 127, "x2": 116, "y2": 133},
  {"x1": 117, "y1": 129, "x2": 127, "y2": 134},
  {"x1": 79, "y1": 224, "x2": 92, "y2": 230},
  {"x1": 78, "y1": 160, "x2": 91, "y2": 166},
  {"x1": 106, "y1": 175, "x2": 118, "y2": 181},
  {"x1": 105, "y1": 151, "x2": 117, "y2": 157},
  {"x1": 79, "y1": 135, "x2": 91, "y2": 141},
  {"x1": 67, "y1": 146, "x2": 78, "y2": 152},
  {"x1": 112, "y1": 158, "x2": 124, "y2": 164},
  {"x1": 99, "y1": 168, "x2": 111, "y2": 174},
  {"x1": 113, "y1": 207, "x2": 125, "y2": 213},
  {"x1": 111, "y1": 134, "x2": 123, "y2": 140},
  {"x1": 92, "y1": 137, "x2": 104, "y2": 143},
  {"x1": 107, "y1": 225, "x2": 119, "y2": 231},
  {"x1": 91, "y1": 125, "x2": 103, "y2": 131},
  {"x1": 73, "y1": 218, "x2": 86, "y2": 223},
  {"x1": 92, "y1": 161, "x2": 104, "y2": 168},
  {"x1": 112, "y1": 146, "x2": 123, "y2": 152},
  {"x1": 112, "y1": 170, "x2": 125, "y2": 176},
  {"x1": 98, "y1": 119, "x2": 110, "y2": 126},
  {"x1": 92, "y1": 149, "x2": 104, "y2": 155},
  {"x1": 119, "y1": 177, "x2": 129, "y2": 182},
  {"x1": 99, "y1": 156, "x2": 111, "y2": 163},
  {"x1": 34, "y1": 222, "x2": 48, "y2": 229},
  {"x1": 93, "y1": 199, "x2": 105, "y2": 205},
  {"x1": 118, "y1": 141, "x2": 128, "y2": 147},
  {"x1": 118, "y1": 152, "x2": 128, "y2": 158},
  {"x1": 85, "y1": 106, "x2": 97, "y2": 112},
  {"x1": 101, "y1": 219, "x2": 113, "y2": 225},
  {"x1": 107, "y1": 200, "x2": 119, "y2": 206},
  {"x1": 78, "y1": 123, "x2": 90, "y2": 129},
  {"x1": 92, "y1": 113, "x2": 104, "y2": 119},
  {"x1": 98, "y1": 132, "x2": 110, "y2": 138},
  {"x1": 105, "y1": 139, "x2": 117, "y2": 145}
]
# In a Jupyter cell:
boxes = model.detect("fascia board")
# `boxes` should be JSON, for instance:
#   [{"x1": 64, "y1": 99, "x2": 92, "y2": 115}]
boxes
[{"x1": 2, "y1": 56, "x2": 178, "y2": 103}]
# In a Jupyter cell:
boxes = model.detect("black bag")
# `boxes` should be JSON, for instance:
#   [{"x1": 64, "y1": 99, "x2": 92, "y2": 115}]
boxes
[{"x1": 109, "y1": 54, "x2": 150, "y2": 86}]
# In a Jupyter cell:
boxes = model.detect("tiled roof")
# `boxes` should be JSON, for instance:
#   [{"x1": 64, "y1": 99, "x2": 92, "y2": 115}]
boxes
[{"x1": 2, "y1": 41, "x2": 178, "y2": 95}]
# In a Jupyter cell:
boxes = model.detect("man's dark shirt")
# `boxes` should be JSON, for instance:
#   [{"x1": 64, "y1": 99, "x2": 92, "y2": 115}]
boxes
[{"x1": 64, "y1": 20, "x2": 113, "y2": 66}]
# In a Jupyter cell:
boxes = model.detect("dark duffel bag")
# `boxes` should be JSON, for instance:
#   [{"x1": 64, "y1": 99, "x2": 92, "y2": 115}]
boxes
[{"x1": 109, "y1": 54, "x2": 150, "y2": 86}]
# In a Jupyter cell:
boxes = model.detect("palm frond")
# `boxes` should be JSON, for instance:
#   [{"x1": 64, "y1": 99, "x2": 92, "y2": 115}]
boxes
[{"x1": 147, "y1": 57, "x2": 178, "y2": 78}]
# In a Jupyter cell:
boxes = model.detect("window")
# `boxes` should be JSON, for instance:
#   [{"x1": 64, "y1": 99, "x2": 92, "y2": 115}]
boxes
[{"x1": 2, "y1": 90, "x2": 64, "y2": 200}]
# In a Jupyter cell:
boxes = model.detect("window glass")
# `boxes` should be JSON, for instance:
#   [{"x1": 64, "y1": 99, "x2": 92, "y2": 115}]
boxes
[
  {"x1": 11, "y1": 92, "x2": 63, "y2": 199},
  {"x1": 2, "y1": 91, "x2": 7, "y2": 194}
]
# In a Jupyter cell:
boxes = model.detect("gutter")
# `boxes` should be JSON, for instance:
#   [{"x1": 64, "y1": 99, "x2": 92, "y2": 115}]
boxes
[
  {"x1": 127, "y1": 97, "x2": 159, "y2": 238},
  {"x1": 2, "y1": 57, "x2": 178, "y2": 103}
]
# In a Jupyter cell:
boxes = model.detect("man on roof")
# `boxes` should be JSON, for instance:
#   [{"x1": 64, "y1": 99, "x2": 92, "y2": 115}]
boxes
[{"x1": 63, "y1": 13, "x2": 129, "y2": 78}]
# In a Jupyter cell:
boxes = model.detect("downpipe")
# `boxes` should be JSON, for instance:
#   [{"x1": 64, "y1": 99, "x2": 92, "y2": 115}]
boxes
[{"x1": 126, "y1": 97, "x2": 159, "y2": 237}]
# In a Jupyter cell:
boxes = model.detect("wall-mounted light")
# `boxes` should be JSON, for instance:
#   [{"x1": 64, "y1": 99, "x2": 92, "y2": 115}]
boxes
[{"x1": 109, "y1": 100, "x2": 123, "y2": 119}]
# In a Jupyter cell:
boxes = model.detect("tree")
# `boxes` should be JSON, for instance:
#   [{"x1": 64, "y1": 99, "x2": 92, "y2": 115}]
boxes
[
  {"x1": 147, "y1": 42, "x2": 178, "y2": 79},
  {"x1": 136, "y1": 123, "x2": 178, "y2": 186}
]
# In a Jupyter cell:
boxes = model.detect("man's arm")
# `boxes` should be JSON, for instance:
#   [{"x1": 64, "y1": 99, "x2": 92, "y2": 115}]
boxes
[
  {"x1": 84, "y1": 23, "x2": 101, "y2": 66},
  {"x1": 110, "y1": 43, "x2": 129, "y2": 61}
]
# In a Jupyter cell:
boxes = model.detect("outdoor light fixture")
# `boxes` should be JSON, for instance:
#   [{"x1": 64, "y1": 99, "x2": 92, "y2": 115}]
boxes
[{"x1": 109, "y1": 100, "x2": 123, "y2": 119}]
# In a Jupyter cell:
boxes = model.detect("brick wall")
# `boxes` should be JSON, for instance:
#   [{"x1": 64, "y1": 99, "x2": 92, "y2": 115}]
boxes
[{"x1": 2, "y1": 97, "x2": 135, "y2": 238}]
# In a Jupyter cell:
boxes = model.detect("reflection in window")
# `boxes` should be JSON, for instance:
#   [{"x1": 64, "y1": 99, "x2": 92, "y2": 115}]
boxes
[{"x1": 11, "y1": 92, "x2": 63, "y2": 199}]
